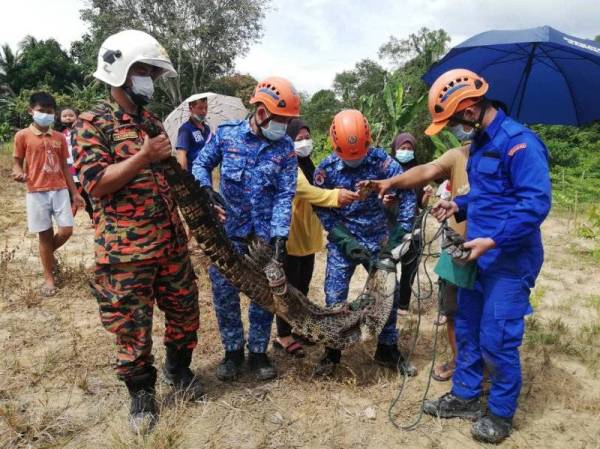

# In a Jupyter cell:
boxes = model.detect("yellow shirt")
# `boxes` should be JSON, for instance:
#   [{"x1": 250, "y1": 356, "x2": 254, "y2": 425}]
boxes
[
  {"x1": 287, "y1": 169, "x2": 340, "y2": 256},
  {"x1": 427, "y1": 145, "x2": 470, "y2": 237}
]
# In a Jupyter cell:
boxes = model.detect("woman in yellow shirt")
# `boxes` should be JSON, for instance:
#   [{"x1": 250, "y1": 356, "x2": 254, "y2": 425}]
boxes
[{"x1": 274, "y1": 119, "x2": 359, "y2": 357}]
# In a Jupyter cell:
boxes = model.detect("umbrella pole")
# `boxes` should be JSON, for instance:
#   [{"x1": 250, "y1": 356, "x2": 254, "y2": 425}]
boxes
[{"x1": 514, "y1": 43, "x2": 538, "y2": 121}]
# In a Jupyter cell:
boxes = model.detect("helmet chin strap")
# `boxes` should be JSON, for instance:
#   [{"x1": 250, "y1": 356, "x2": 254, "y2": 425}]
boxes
[
  {"x1": 122, "y1": 85, "x2": 149, "y2": 110},
  {"x1": 452, "y1": 100, "x2": 488, "y2": 133}
]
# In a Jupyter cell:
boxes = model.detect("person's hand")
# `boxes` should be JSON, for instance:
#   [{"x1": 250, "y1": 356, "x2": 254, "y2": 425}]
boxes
[
  {"x1": 383, "y1": 193, "x2": 398, "y2": 208},
  {"x1": 73, "y1": 193, "x2": 85, "y2": 210},
  {"x1": 337, "y1": 189, "x2": 360, "y2": 206},
  {"x1": 463, "y1": 237, "x2": 496, "y2": 261},
  {"x1": 140, "y1": 134, "x2": 172, "y2": 164},
  {"x1": 213, "y1": 205, "x2": 226, "y2": 223},
  {"x1": 422, "y1": 185, "x2": 434, "y2": 206},
  {"x1": 431, "y1": 200, "x2": 459, "y2": 222},
  {"x1": 356, "y1": 179, "x2": 392, "y2": 200},
  {"x1": 12, "y1": 168, "x2": 27, "y2": 183}
]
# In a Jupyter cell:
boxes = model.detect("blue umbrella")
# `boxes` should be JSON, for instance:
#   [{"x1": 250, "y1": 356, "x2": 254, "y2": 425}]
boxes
[{"x1": 422, "y1": 26, "x2": 600, "y2": 126}]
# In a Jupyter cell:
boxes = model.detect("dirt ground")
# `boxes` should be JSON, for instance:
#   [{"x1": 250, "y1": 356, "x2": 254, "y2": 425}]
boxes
[{"x1": 1, "y1": 152, "x2": 599, "y2": 449}]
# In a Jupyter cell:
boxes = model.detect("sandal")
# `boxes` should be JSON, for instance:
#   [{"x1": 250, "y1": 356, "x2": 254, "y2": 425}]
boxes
[
  {"x1": 40, "y1": 285, "x2": 58, "y2": 297},
  {"x1": 432, "y1": 361, "x2": 455, "y2": 382},
  {"x1": 273, "y1": 338, "x2": 305, "y2": 358}
]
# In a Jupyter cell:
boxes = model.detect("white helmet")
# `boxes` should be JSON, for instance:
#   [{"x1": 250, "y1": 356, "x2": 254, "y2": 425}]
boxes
[{"x1": 93, "y1": 29, "x2": 177, "y2": 87}]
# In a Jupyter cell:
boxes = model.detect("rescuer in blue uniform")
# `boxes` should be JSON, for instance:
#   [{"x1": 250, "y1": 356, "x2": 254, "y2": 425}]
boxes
[
  {"x1": 422, "y1": 69, "x2": 552, "y2": 444},
  {"x1": 312, "y1": 109, "x2": 417, "y2": 376},
  {"x1": 192, "y1": 77, "x2": 300, "y2": 382}
]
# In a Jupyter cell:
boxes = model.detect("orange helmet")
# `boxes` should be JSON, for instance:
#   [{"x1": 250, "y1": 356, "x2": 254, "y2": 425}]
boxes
[
  {"x1": 249, "y1": 76, "x2": 301, "y2": 117},
  {"x1": 329, "y1": 109, "x2": 371, "y2": 160},
  {"x1": 425, "y1": 68, "x2": 489, "y2": 136}
]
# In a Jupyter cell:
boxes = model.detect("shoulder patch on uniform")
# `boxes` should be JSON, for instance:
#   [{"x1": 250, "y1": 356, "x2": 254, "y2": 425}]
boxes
[
  {"x1": 508, "y1": 143, "x2": 527, "y2": 156},
  {"x1": 314, "y1": 168, "x2": 326, "y2": 186}
]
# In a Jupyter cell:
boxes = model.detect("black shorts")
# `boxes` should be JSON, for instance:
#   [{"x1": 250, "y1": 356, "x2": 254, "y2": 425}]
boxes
[{"x1": 438, "y1": 278, "x2": 458, "y2": 317}]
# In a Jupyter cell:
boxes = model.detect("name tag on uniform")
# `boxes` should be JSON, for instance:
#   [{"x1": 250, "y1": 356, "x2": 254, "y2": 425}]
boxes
[
  {"x1": 192, "y1": 130, "x2": 204, "y2": 143},
  {"x1": 113, "y1": 129, "x2": 139, "y2": 141}
]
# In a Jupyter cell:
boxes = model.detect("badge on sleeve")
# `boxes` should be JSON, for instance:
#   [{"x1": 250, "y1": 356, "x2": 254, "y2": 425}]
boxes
[
  {"x1": 508, "y1": 143, "x2": 527, "y2": 156},
  {"x1": 314, "y1": 168, "x2": 326, "y2": 186}
]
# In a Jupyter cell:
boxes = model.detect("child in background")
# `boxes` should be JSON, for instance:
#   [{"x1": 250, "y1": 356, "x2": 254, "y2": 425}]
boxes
[
  {"x1": 59, "y1": 107, "x2": 93, "y2": 220},
  {"x1": 12, "y1": 93, "x2": 84, "y2": 297}
]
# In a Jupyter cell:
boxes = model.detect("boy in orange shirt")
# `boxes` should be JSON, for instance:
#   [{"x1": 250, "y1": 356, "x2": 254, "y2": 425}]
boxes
[{"x1": 12, "y1": 92, "x2": 84, "y2": 297}]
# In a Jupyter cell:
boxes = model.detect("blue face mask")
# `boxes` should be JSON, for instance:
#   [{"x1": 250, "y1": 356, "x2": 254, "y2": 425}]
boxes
[
  {"x1": 32, "y1": 111, "x2": 55, "y2": 127},
  {"x1": 395, "y1": 149, "x2": 414, "y2": 164},
  {"x1": 261, "y1": 119, "x2": 288, "y2": 141},
  {"x1": 343, "y1": 157, "x2": 365, "y2": 168},
  {"x1": 448, "y1": 124, "x2": 476, "y2": 142}
]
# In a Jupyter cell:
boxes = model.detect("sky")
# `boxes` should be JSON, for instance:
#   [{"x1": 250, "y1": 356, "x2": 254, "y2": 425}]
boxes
[{"x1": 2, "y1": 0, "x2": 600, "y2": 94}]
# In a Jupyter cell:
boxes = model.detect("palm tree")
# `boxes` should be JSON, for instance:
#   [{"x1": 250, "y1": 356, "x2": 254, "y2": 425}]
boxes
[{"x1": 0, "y1": 44, "x2": 20, "y2": 96}]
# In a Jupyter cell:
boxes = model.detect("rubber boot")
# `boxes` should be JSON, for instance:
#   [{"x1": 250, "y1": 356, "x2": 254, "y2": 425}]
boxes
[
  {"x1": 314, "y1": 347, "x2": 341, "y2": 377},
  {"x1": 125, "y1": 368, "x2": 158, "y2": 434},
  {"x1": 216, "y1": 349, "x2": 245, "y2": 382},
  {"x1": 163, "y1": 346, "x2": 205, "y2": 401},
  {"x1": 471, "y1": 412, "x2": 513, "y2": 444},
  {"x1": 374, "y1": 343, "x2": 417, "y2": 376},
  {"x1": 422, "y1": 392, "x2": 482, "y2": 420},
  {"x1": 247, "y1": 352, "x2": 278, "y2": 381}
]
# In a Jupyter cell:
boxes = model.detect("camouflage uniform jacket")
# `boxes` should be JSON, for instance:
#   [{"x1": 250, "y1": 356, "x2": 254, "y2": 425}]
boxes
[
  {"x1": 72, "y1": 101, "x2": 187, "y2": 264},
  {"x1": 192, "y1": 119, "x2": 298, "y2": 241},
  {"x1": 313, "y1": 147, "x2": 416, "y2": 252}
]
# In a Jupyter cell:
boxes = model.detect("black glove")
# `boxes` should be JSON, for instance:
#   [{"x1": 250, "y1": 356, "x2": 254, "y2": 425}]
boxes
[
  {"x1": 270, "y1": 237, "x2": 287, "y2": 264},
  {"x1": 201, "y1": 186, "x2": 227, "y2": 210}
]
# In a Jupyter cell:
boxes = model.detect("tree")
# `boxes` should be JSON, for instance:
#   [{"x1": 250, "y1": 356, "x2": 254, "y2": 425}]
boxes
[
  {"x1": 0, "y1": 37, "x2": 83, "y2": 95},
  {"x1": 333, "y1": 59, "x2": 387, "y2": 106},
  {"x1": 301, "y1": 89, "x2": 341, "y2": 135},
  {"x1": 77, "y1": 0, "x2": 269, "y2": 111},
  {"x1": 379, "y1": 27, "x2": 450, "y2": 69},
  {"x1": 208, "y1": 73, "x2": 258, "y2": 107},
  {"x1": 0, "y1": 44, "x2": 20, "y2": 95}
]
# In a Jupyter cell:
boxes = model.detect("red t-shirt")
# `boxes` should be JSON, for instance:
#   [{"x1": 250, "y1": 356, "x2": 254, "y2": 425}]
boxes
[{"x1": 13, "y1": 125, "x2": 69, "y2": 193}]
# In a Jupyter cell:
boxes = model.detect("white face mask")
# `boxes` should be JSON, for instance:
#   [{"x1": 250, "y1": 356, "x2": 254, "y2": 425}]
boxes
[
  {"x1": 395, "y1": 149, "x2": 414, "y2": 163},
  {"x1": 294, "y1": 139, "x2": 313, "y2": 157},
  {"x1": 261, "y1": 119, "x2": 288, "y2": 141},
  {"x1": 130, "y1": 75, "x2": 155, "y2": 100},
  {"x1": 32, "y1": 111, "x2": 55, "y2": 127},
  {"x1": 343, "y1": 157, "x2": 365, "y2": 168},
  {"x1": 448, "y1": 123, "x2": 476, "y2": 142}
]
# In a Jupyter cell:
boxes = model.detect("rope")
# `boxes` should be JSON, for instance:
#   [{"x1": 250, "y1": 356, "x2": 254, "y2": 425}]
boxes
[{"x1": 388, "y1": 207, "x2": 448, "y2": 431}]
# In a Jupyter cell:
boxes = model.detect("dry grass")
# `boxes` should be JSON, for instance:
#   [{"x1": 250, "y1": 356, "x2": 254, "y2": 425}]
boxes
[{"x1": 1, "y1": 149, "x2": 600, "y2": 448}]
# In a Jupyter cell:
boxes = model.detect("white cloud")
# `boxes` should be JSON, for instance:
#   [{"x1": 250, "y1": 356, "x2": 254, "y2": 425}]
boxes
[{"x1": 2, "y1": 0, "x2": 600, "y2": 96}]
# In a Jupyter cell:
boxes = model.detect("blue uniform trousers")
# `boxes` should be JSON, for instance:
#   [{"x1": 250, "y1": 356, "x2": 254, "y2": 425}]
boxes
[
  {"x1": 325, "y1": 245, "x2": 399, "y2": 346},
  {"x1": 208, "y1": 241, "x2": 274, "y2": 353},
  {"x1": 451, "y1": 271, "x2": 532, "y2": 418}
]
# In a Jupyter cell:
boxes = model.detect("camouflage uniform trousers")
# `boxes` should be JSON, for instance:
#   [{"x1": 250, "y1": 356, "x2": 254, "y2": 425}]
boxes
[
  {"x1": 91, "y1": 252, "x2": 199, "y2": 380},
  {"x1": 208, "y1": 240, "x2": 273, "y2": 353},
  {"x1": 325, "y1": 244, "x2": 399, "y2": 346}
]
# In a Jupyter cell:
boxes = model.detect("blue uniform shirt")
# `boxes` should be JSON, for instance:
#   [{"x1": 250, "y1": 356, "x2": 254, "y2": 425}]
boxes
[
  {"x1": 454, "y1": 109, "x2": 552, "y2": 272},
  {"x1": 313, "y1": 148, "x2": 416, "y2": 252},
  {"x1": 176, "y1": 120, "x2": 212, "y2": 168},
  {"x1": 192, "y1": 119, "x2": 297, "y2": 241}
]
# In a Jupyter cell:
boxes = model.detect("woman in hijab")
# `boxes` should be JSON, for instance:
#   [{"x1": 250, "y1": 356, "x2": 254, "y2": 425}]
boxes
[
  {"x1": 273, "y1": 119, "x2": 359, "y2": 357},
  {"x1": 390, "y1": 133, "x2": 431, "y2": 316}
]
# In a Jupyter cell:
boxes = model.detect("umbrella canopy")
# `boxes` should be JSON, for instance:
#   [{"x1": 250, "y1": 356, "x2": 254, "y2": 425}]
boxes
[
  {"x1": 163, "y1": 92, "x2": 248, "y2": 147},
  {"x1": 422, "y1": 26, "x2": 600, "y2": 126}
]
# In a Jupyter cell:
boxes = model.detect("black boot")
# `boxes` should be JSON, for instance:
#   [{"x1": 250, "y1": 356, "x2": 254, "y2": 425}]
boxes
[
  {"x1": 314, "y1": 348, "x2": 341, "y2": 377},
  {"x1": 423, "y1": 392, "x2": 482, "y2": 420},
  {"x1": 374, "y1": 343, "x2": 417, "y2": 376},
  {"x1": 125, "y1": 368, "x2": 158, "y2": 434},
  {"x1": 247, "y1": 352, "x2": 277, "y2": 381},
  {"x1": 471, "y1": 412, "x2": 513, "y2": 444},
  {"x1": 163, "y1": 346, "x2": 205, "y2": 401},
  {"x1": 216, "y1": 349, "x2": 245, "y2": 382}
]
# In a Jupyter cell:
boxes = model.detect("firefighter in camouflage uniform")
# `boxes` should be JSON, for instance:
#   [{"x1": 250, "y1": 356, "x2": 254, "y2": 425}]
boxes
[{"x1": 72, "y1": 30, "x2": 201, "y2": 433}]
